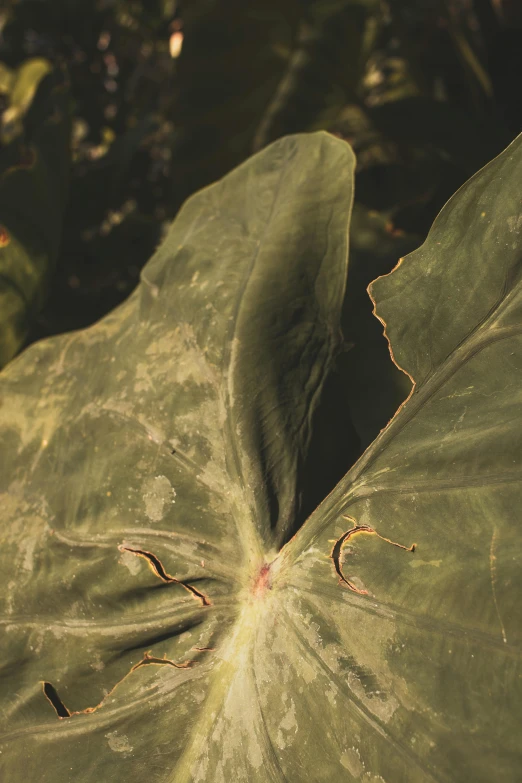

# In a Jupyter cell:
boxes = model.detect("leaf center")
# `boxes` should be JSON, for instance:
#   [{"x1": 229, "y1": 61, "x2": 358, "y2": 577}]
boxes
[{"x1": 252, "y1": 562, "x2": 272, "y2": 597}]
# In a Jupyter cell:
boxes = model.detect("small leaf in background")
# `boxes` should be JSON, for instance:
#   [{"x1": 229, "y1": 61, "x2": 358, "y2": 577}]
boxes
[
  {"x1": 0, "y1": 59, "x2": 70, "y2": 368},
  {"x1": 0, "y1": 0, "x2": 180, "y2": 345},
  {"x1": 0, "y1": 58, "x2": 52, "y2": 144},
  {"x1": 252, "y1": 0, "x2": 383, "y2": 152}
]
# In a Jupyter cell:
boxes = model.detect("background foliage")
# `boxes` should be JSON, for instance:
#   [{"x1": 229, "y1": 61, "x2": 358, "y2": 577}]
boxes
[
  {"x1": 0, "y1": 4, "x2": 521, "y2": 779},
  {"x1": 0, "y1": 0, "x2": 520, "y2": 352}
]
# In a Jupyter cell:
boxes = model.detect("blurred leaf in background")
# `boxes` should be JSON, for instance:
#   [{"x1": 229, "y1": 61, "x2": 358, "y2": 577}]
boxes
[
  {"x1": 1, "y1": 0, "x2": 180, "y2": 341},
  {"x1": 0, "y1": 57, "x2": 70, "y2": 367}
]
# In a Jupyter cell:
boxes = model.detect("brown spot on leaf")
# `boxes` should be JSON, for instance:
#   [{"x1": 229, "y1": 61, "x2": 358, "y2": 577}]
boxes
[{"x1": 0, "y1": 227, "x2": 10, "y2": 248}]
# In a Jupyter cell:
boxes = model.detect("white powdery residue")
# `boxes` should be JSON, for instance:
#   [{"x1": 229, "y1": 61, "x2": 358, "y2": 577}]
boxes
[
  {"x1": 276, "y1": 730, "x2": 286, "y2": 750},
  {"x1": 6, "y1": 580, "x2": 16, "y2": 614},
  {"x1": 191, "y1": 747, "x2": 210, "y2": 783},
  {"x1": 134, "y1": 362, "x2": 153, "y2": 393},
  {"x1": 297, "y1": 656, "x2": 317, "y2": 685},
  {"x1": 276, "y1": 697, "x2": 298, "y2": 749},
  {"x1": 34, "y1": 631, "x2": 44, "y2": 655},
  {"x1": 209, "y1": 620, "x2": 264, "y2": 775},
  {"x1": 21, "y1": 536, "x2": 38, "y2": 572},
  {"x1": 142, "y1": 475, "x2": 176, "y2": 522},
  {"x1": 105, "y1": 731, "x2": 133, "y2": 753},
  {"x1": 197, "y1": 458, "x2": 227, "y2": 498},
  {"x1": 119, "y1": 548, "x2": 142, "y2": 575},
  {"x1": 280, "y1": 699, "x2": 297, "y2": 733},
  {"x1": 91, "y1": 655, "x2": 105, "y2": 671},
  {"x1": 340, "y1": 747, "x2": 364, "y2": 776},
  {"x1": 226, "y1": 337, "x2": 240, "y2": 408},
  {"x1": 326, "y1": 686, "x2": 337, "y2": 708}
]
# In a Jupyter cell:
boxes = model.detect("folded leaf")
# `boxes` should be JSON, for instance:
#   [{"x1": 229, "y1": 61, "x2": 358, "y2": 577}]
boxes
[{"x1": 0, "y1": 132, "x2": 355, "y2": 780}]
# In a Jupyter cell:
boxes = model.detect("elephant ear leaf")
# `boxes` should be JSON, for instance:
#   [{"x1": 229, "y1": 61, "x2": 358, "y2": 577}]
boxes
[
  {"x1": 0, "y1": 132, "x2": 356, "y2": 781},
  {"x1": 0, "y1": 129, "x2": 520, "y2": 783},
  {"x1": 0, "y1": 59, "x2": 70, "y2": 368},
  {"x1": 285, "y1": 132, "x2": 522, "y2": 781}
]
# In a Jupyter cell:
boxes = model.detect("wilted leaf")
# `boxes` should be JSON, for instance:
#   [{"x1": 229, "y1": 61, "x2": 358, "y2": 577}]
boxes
[{"x1": 0, "y1": 130, "x2": 521, "y2": 783}]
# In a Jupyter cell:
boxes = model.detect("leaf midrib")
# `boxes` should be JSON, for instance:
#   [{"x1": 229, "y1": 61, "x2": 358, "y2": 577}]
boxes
[{"x1": 220, "y1": 150, "x2": 291, "y2": 563}]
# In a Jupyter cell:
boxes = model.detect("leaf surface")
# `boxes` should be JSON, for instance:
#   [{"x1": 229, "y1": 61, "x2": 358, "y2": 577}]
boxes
[
  {"x1": 0, "y1": 131, "x2": 521, "y2": 783},
  {"x1": 0, "y1": 132, "x2": 354, "y2": 781},
  {"x1": 284, "y1": 132, "x2": 522, "y2": 781}
]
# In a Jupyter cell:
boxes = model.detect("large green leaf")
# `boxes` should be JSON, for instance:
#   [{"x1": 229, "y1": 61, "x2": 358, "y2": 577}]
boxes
[
  {"x1": 0, "y1": 130, "x2": 521, "y2": 782},
  {"x1": 283, "y1": 133, "x2": 522, "y2": 780},
  {"x1": 0, "y1": 132, "x2": 354, "y2": 779}
]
